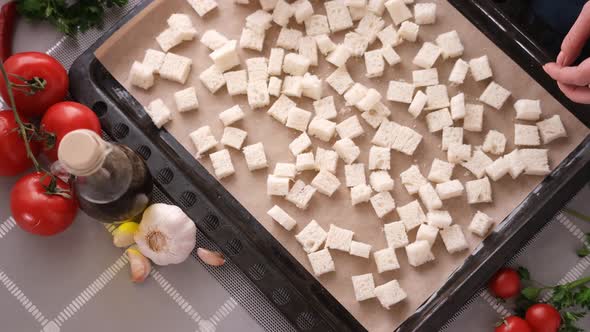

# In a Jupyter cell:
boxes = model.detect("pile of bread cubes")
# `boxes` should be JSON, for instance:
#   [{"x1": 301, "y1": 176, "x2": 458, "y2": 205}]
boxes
[{"x1": 127, "y1": 0, "x2": 569, "y2": 310}]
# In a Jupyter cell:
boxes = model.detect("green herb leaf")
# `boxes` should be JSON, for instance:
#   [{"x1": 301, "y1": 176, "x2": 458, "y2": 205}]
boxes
[
  {"x1": 521, "y1": 287, "x2": 542, "y2": 301},
  {"x1": 517, "y1": 266, "x2": 531, "y2": 281}
]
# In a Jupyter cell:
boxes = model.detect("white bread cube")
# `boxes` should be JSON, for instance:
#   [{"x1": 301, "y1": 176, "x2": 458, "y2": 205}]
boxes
[
  {"x1": 200, "y1": 30, "x2": 229, "y2": 50},
  {"x1": 413, "y1": 42, "x2": 441, "y2": 69},
  {"x1": 209, "y1": 40, "x2": 240, "y2": 72},
  {"x1": 239, "y1": 27, "x2": 265, "y2": 52},
  {"x1": 315, "y1": 34, "x2": 337, "y2": 55},
  {"x1": 311, "y1": 170, "x2": 341, "y2": 196},
  {"x1": 325, "y1": 1, "x2": 354, "y2": 32},
  {"x1": 398, "y1": 21, "x2": 419, "y2": 42},
  {"x1": 385, "y1": 0, "x2": 412, "y2": 25},
  {"x1": 259, "y1": 0, "x2": 278, "y2": 11},
  {"x1": 336, "y1": 115, "x2": 365, "y2": 139},
  {"x1": 224, "y1": 70, "x2": 248, "y2": 96},
  {"x1": 268, "y1": 94, "x2": 296, "y2": 124},
  {"x1": 369, "y1": 146, "x2": 391, "y2": 170},
  {"x1": 325, "y1": 224, "x2": 354, "y2": 251},
  {"x1": 372, "y1": 119, "x2": 399, "y2": 148},
  {"x1": 326, "y1": 66, "x2": 354, "y2": 95},
  {"x1": 449, "y1": 58, "x2": 469, "y2": 84},
  {"x1": 199, "y1": 65, "x2": 226, "y2": 93},
  {"x1": 245, "y1": 9, "x2": 273, "y2": 32},
  {"x1": 370, "y1": 171, "x2": 394, "y2": 192},
  {"x1": 344, "y1": 83, "x2": 369, "y2": 106},
  {"x1": 374, "y1": 247, "x2": 400, "y2": 274},
  {"x1": 334, "y1": 138, "x2": 361, "y2": 164},
  {"x1": 397, "y1": 200, "x2": 427, "y2": 230},
  {"x1": 247, "y1": 80, "x2": 270, "y2": 109},
  {"x1": 361, "y1": 103, "x2": 390, "y2": 128},
  {"x1": 352, "y1": 274, "x2": 376, "y2": 301},
  {"x1": 368, "y1": 0, "x2": 387, "y2": 15},
  {"x1": 209, "y1": 149, "x2": 234, "y2": 179},
  {"x1": 406, "y1": 240, "x2": 435, "y2": 267},
  {"x1": 294, "y1": 0, "x2": 314, "y2": 24},
  {"x1": 436, "y1": 180, "x2": 464, "y2": 200},
  {"x1": 220, "y1": 126, "x2": 247, "y2": 150},
  {"x1": 426, "y1": 84, "x2": 450, "y2": 110},
  {"x1": 448, "y1": 143, "x2": 472, "y2": 164},
  {"x1": 301, "y1": 73, "x2": 323, "y2": 100},
  {"x1": 426, "y1": 108, "x2": 453, "y2": 133},
  {"x1": 413, "y1": 68, "x2": 439, "y2": 87},
  {"x1": 189, "y1": 126, "x2": 217, "y2": 156},
  {"x1": 267, "y1": 175, "x2": 290, "y2": 196},
  {"x1": 129, "y1": 61, "x2": 154, "y2": 90},
  {"x1": 286, "y1": 107, "x2": 312, "y2": 132},
  {"x1": 418, "y1": 183, "x2": 443, "y2": 211},
  {"x1": 387, "y1": 81, "x2": 415, "y2": 103},
  {"x1": 167, "y1": 14, "x2": 197, "y2": 40},
  {"x1": 504, "y1": 149, "x2": 526, "y2": 179},
  {"x1": 468, "y1": 211, "x2": 493, "y2": 237},
  {"x1": 268, "y1": 77, "x2": 282, "y2": 97},
  {"x1": 392, "y1": 126, "x2": 423, "y2": 156},
  {"x1": 520, "y1": 149, "x2": 550, "y2": 175},
  {"x1": 351, "y1": 184, "x2": 373, "y2": 205},
  {"x1": 145, "y1": 99, "x2": 172, "y2": 128},
  {"x1": 482, "y1": 130, "x2": 507, "y2": 155},
  {"x1": 450, "y1": 93, "x2": 466, "y2": 120},
  {"x1": 442, "y1": 127, "x2": 463, "y2": 151},
  {"x1": 463, "y1": 103, "x2": 484, "y2": 132},
  {"x1": 142, "y1": 49, "x2": 166, "y2": 74},
  {"x1": 283, "y1": 53, "x2": 311, "y2": 76},
  {"x1": 514, "y1": 99, "x2": 542, "y2": 121},
  {"x1": 355, "y1": 12, "x2": 385, "y2": 44},
  {"x1": 400, "y1": 165, "x2": 428, "y2": 195},
  {"x1": 242, "y1": 142, "x2": 268, "y2": 171},
  {"x1": 381, "y1": 45, "x2": 401, "y2": 66},
  {"x1": 343, "y1": 32, "x2": 370, "y2": 57},
  {"x1": 426, "y1": 210, "x2": 452, "y2": 228},
  {"x1": 537, "y1": 115, "x2": 567, "y2": 144},
  {"x1": 375, "y1": 279, "x2": 407, "y2": 309},
  {"x1": 313, "y1": 96, "x2": 338, "y2": 120},
  {"x1": 349, "y1": 241, "x2": 372, "y2": 258},
  {"x1": 187, "y1": 0, "x2": 217, "y2": 16},
  {"x1": 287, "y1": 180, "x2": 317, "y2": 210},
  {"x1": 267, "y1": 205, "x2": 297, "y2": 231},
  {"x1": 315, "y1": 147, "x2": 339, "y2": 173},
  {"x1": 268, "y1": 48, "x2": 285, "y2": 76},
  {"x1": 384, "y1": 221, "x2": 409, "y2": 248},
  {"x1": 276, "y1": 27, "x2": 302, "y2": 51},
  {"x1": 219, "y1": 105, "x2": 245, "y2": 126},
  {"x1": 272, "y1": 0, "x2": 294, "y2": 26},
  {"x1": 356, "y1": 88, "x2": 382, "y2": 112},
  {"x1": 465, "y1": 177, "x2": 492, "y2": 204},
  {"x1": 349, "y1": 5, "x2": 368, "y2": 21},
  {"x1": 159, "y1": 52, "x2": 192, "y2": 84},
  {"x1": 369, "y1": 192, "x2": 395, "y2": 218},
  {"x1": 480, "y1": 81, "x2": 511, "y2": 110},
  {"x1": 282, "y1": 76, "x2": 303, "y2": 98},
  {"x1": 305, "y1": 15, "x2": 330, "y2": 36},
  {"x1": 274, "y1": 163, "x2": 296, "y2": 179},
  {"x1": 289, "y1": 132, "x2": 312, "y2": 156},
  {"x1": 436, "y1": 30, "x2": 464, "y2": 59},
  {"x1": 414, "y1": 3, "x2": 436, "y2": 24},
  {"x1": 469, "y1": 55, "x2": 493, "y2": 81},
  {"x1": 246, "y1": 57, "x2": 269, "y2": 82},
  {"x1": 299, "y1": 36, "x2": 318, "y2": 66},
  {"x1": 428, "y1": 158, "x2": 455, "y2": 183},
  {"x1": 416, "y1": 224, "x2": 439, "y2": 246},
  {"x1": 515, "y1": 124, "x2": 541, "y2": 146},
  {"x1": 440, "y1": 224, "x2": 469, "y2": 253},
  {"x1": 377, "y1": 25, "x2": 402, "y2": 47},
  {"x1": 296, "y1": 152, "x2": 315, "y2": 171},
  {"x1": 461, "y1": 150, "x2": 493, "y2": 178},
  {"x1": 308, "y1": 117, "x2": 336, "y2": 142},
  {"x1": 365, "y1": 50, "x2": 385, "y2": 78},
  {"x1": 326, "y1": 44, "x2": 352, "y2": 67},
  {"x1": 156, "y1": 28, "x2": 185, "y2": 52},
  {"x1": 345, "y1": 163, "x2": 366, "y2": 187},
  {"x1": 408, "y1": 90, "x2": 427, "y2": 118},
  {"x1": 308, "y1": 248, "x2": 335, "y2": 276}
]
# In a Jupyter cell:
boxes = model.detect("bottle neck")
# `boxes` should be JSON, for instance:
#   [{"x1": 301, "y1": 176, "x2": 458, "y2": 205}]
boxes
[{"x1": 58, "y1": 130, "x2": 112, "y2": 177}]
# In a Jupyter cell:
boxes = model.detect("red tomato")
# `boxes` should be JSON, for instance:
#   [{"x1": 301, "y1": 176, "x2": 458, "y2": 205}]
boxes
[
  {"x1": 0, "y1": 111, "x2": 40, "y2": 176},
  {"x1": 525, "y1": 304, "x2": 561, "y2": 332},
  {"x1": 489, "y1": 268, "x2": 522, "y2": 299},
  {"x1": 10, "y1": 172, "x2": 78, "y2": 236},
  {"x1": 496, "y1": 316, "x2": 533, "y2": 332},
  {"x1": 40, "y1": 101, "x2": 101, "y2": 162},
  {"x1": 0, "y1": 52, "x2": 68, "y2": 117}
]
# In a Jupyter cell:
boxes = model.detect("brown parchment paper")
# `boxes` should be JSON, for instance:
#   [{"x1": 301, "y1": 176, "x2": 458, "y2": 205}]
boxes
[{"x1": 96, "y1": 0, "x2": 589, "y2": 330}]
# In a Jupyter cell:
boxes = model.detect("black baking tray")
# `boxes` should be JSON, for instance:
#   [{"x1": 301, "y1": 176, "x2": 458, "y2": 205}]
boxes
[{"x1": 68, "y1": 0, "x2": 590, "y2": 331}]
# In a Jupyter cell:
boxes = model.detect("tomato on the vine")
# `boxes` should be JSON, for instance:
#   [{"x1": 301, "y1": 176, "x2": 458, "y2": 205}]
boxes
[
  {"x1": 525, "y1": 304, "x2": 561, "y2": 332},
  {"x1": 0, "y1": 111, "x2": 40, "y2": 176},
  {"x1": 0, "y1": 52, "x2": 68, "y2": 117},
  {"x1": 40, "y1": 101, "x2": 101, "y2": 162},
  {"x1": 10, "y1": 172, "x2": 77, "y2": 236},
  {"x1": 496, "y1": 316, "x2": 532, "y2": 332},
  {"x1": 489, "y1": 268, "x2": 522, "y2": 299}
]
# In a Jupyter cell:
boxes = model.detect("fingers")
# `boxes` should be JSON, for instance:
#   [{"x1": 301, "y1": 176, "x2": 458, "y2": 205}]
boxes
[
  {"x1": 557, "y1": 81, "x2": 590, "y2": 104},
  {"x1": 560, "y1": 2, "x2": 590, "y2": 66},
  {"x1": 543, "y1": 57, "x2": 590, "y2": 86}
]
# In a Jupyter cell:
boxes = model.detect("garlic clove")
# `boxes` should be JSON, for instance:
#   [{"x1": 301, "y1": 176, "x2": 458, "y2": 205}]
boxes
[
  {"x1": 113, "y1": 221, "x2": 140, "y2": 248},
  {"x1": 197, "y1": 248, "x2": 226, "y2": 267},
  {"x1": 125, "y1": 246, "x2": 152, "y2": 283}
]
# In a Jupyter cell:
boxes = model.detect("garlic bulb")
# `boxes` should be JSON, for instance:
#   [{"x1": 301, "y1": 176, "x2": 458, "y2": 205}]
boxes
[{"x1": 134, "y1": 203, "x2": 197, "y2": 266}]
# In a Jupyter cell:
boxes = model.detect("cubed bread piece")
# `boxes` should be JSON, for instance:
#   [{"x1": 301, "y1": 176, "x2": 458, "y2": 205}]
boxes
[
  {"x1": 413, "y1": 68, "x2": 439, "y2": 87},
  {"x1": 345, "y1": 163, "x2": 366, "y2": 187},
  {"x1": 377, "y1": 25, "x2": 402, "y2": 47},
  {"x1": 200, "y1": 30, "x2": 229, "y2": 50},
  {"x1": 242, "y1": 142, "x2": 267, "y2": 169},
  {"x1": 294, "y1": 0, "x2": 314, "y2": 24},
  {"x1": 463, "y1": 103, "x2": 484, "y2": 132},
  {"x1": 349, "y1": 241, "x2": 372, "y2": 258},
  {"x1": 385, "y1": 0, "x2": 413, "y2": 25},
  {"x1": 370, "y1": 192, "x2": 396, "y2": 218},
  {"x1": 469, "y1": 211, "x2": 493, "y2": 237},
  {"x1": 504, "y1": 149, "x2": 525, "y2": 179},
  {"x1": 259, "y1": 0, "x2": 278, "y2": 10},
  {"x1": 400, "y1": 165, "x2": 428, "y2": 195},
  {"x1": 268, "y1": 48, "x2": 285, "y2": 76},
  {"x1": 416, "y1": 224, "x2": 439, "y2": 246},
  {"x1": 355, "y1": 12, "x2": 385, "y2": 43},
  {"x1": 245, "y1": 9, "x2": 273, "y2": 32},
  {"x1": 224, "y1": 70, "x2": 248, "y2": 96},
  {"x1": 189, "y1": 126, "x2": 217, "y2": 156},
  {"x1": 311, "y1": 170, "x2": 341, "y2": 196},
  {"x1": 368, "y1": 0, "x2": 387, "y2": 15},
  {"x1": 461, "y1": 150, "x2": 493, "y2": 178},
  {"x1": 426, "y1": 108, "x2": 453, "y2": 133},
  {"x1": 308, "y1": 117, "x2": 336, "y2": 142},
  {"x1": 426, "y1": 84, "x2": 450, "y2": 110},
  {"x1": 349, "y1": 4, "x2": 368, "y2": 21},
  {"x1": 209, "y1": 149, "x2": 234, "y2": 179},
  {"x1": 142, "y1": 49, "x2": 166, "y2": 74},
  {"x1": 145, "y1": 99, "x2": 172, "y2": 128},
  {"x1": 514, "y1": 99, "x2": 542, "y2": 121},
  {"x1": 239, "y1": 27, "x2": 265, "y2": 52},
  {"x1": 325, "y1": 1, "x2": 354, "y2": 32},
  {"x1": 371, "y1": 119, "x2": 398, "y2": 148},
  {"x1": 276, "y1": 27, "x2": 302, "y2": 51},
  {"x1": 326, "y1": 44, "x2": 352, "y2": 67},
  {"x1": 315, "y1": 147, "x2": 339, "y2": 173},
  {"x1": 448, "y1": 58, "x2": 469, "y2": 85},
  {"x1": 268, "y1": 94, "x2": 296, "y2": 124},
  {"x1": 296, "y1": 219, "x2": 326, "y2": 253},
  {"x1": 283, "y1": 53, "x2": 311, "y2": 76},
  {"x1": 308, "y1": 248, "x2": 335, "y2": 276},
  {"x1": 296, "y1": 152, "x2": 315, "y2": 171},
  {"x1": 389, "y1": 125, "x2": 421, "y2": 155},
  {"x1": 436, "y1": 30, "x2": 464, "y2": 59},
  {"x1": 520, "y1": 149, "x2": 551, "y2": 175},
  {"x1": 440, "y1": 224, "x2": 469, "y2": 253},
  {"x1": 220, "y1": 127, "x2": 247, "y2": 150},
  {"x1": 480, "y1": 81, "x2": 511, "y2": 110},
  {"x1": 405, "y1": 240, "x2": 435, "y2": 267},
  {"x1": 352, "y1": 274, "x2": 376, "y2": 301},
  {"x1": 408, "y1": 90, "x2": 427, "y2": 118},
  {"x1": 514, "y1": 124, "x2": 541, "y2": 146},
  {"x1": 450, "y1": 93, "x2": 466, "y2": 120},
  {"x1": 356, "y1": 88, "x2": 382, "y2": 112},
  {"x1": 187, "y1": 0, "x2": 218, "y2": 16},
  {"x1": 173, "y1": 87, "x2": 199, "y2": 113},
  {"x1": 537, "y1": 115, "x2": 567, "y2": 144},
  {"x1": 267, "y1": 205, "x2": 297, "y2": 231},
  {"x1": 315, "y1": 34, "x2": 337, "y2": 55},
  {"x1": 465, "y1": 177, "x2": 492, "y2": 204},
  {"x1": 219, "y1": 105, "x2": 244, "y2": 126},
  {"x1": 272, "y1": 0, "x2": 294, "y2": 26},
  {"x1": 336, "y1": 115, "x2": 365, "y2": 139},
  {"x1": 384, "y1": 221, "x2": 409, "y2": 248},
  {"x1": 369, "y1": 146, "x2": 391, "y2": 170},
  {"x1": 344, "y1": 83, "x2": 369, "y2": 106},
  {"x1": 159, "y1": 52, "x2": 192, "y2": 84},
  {"x1": 267, "y1": 175, "x2": 290, "y2": 196},
  {"x1": 156, "y1": 28, "x2": 185, "y2": 52},
  {"x1": 289, "y1": 132, "x2": 312, "y2": 156},
  {"x1": 351, "y1": 184, "x2": 373, "y2": 205},
  {"x1": 299, "y1": 36, "x2": 318, "y2": 66},
  {"x1": 381, "y1": 45, "x2": 401, "y2": 66},
  {"x1": 397, "y1": 200, "x2": 427, "y2": 231},
  {"x1": 282, "y1": 75, "x2": 303, "y2": 98},
  {"x1": 413, "y1": 42, "x2": 441, "y2": 69},
  {"x1": 370, "y1": 171, "x2": 394, "y2": 192},
  {"x1": 365, "y1": 49, "x2": 385, "y2": 78},
  {"x1": 246, "y1": 57, "x2": 269, "y2": 82},
  {"x1": 414, "y1": 3, "x2": 436, "y2": 24},
  {"x1": 482, "y1": 130, "x2": 507, "y2": 155},
  {"x1": 469, "y1": 55, "x2": 493, "y2": 81},
  {"x1": 426, "y1": 210, "x2": 452, "y2": 228},
  {"x1": 199, "y1": 65, "x2": 226, "y2": 94},
  {"x1": 428, "y1": 158, "x2": 455, "y2": 183},
  {"x1": 326, "y1": 66, "x2": 354, "y2": 95},
  {"x1": 209, "y1": 40, "x2": 240, "y2": 72},
  {"x1": 436, "y1": 180, "x2": 464, "y2": 200},
  {"x1": 287, "y1": 180, "x2": 317, "y2": 210},
  {"x1": 305, "y1": 15, "x2": 330, "y2": 36},
  {"x1": 396, "y1": 21, "x2": 418, "y2": 43},
  {"x1": 387, "y1": 81, "x2": 415, "y2": 104},
  {"x1": 344, "y1": 31, "x2": 369, "y2": 57},
  {"x1": 448, "y1": 143, "x2": 472, "y2": 164},
  {"x1": 268, "y1": 77, "x2": 282, "y2": 97},
  {"x1": 273, "y1": 163, "x2": 296, "y2": 179},
  {"x1": 374, "y1": 247, "x2": 400, "y2": 273},
  {"x1": 325, "y1": 224, "x2": 354, "y2": 251},
  {"x1": 301, "y1": 73, "x2": 323, "y2": 100},
  {"x1": 286, "y1": 107, "x2": 312, "y2": 132},
  {"x1": 442, "y1": 127, "x2": 463, "y2": 151},
  {"x1": 129, "y1": 61, "x2": 154, "y2": 90},
  {"x1": 247, "y1": 80, "x2": 270, "y2": 109},
  {"x1": 375, "y1": 279, "x2": 407, "y2": 309},
  {"x1": 418, "y1": 183, "x2": 443, "y2": 211},
  {"x1": 334, "y1": 138, "x2": 361, "y2": 164},
  {"x1": 313, "y1": 96, "x2": 338, "y2": 120}
]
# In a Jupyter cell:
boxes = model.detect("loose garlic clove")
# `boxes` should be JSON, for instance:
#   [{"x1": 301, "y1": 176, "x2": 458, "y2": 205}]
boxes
[
  {"x1": 113, "y1": 221, "x2": 140, "y2": 248},
  {"x1": 197, "y1": 248, "x2": 226, "y2": 267},
  {"x1": 125, "y1": 246, "x2": 151, "y2": 283}
]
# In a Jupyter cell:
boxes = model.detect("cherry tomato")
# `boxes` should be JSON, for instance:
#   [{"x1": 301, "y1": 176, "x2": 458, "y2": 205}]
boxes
[
  {"x1": 489, "y1": 268, "x2": 522, "y2": 299},
  {"x1": 525, "y1": 304, "x2": 561, "y2": 332},
  {"x1": 496, "y1": 316, "x2": 533, "y2": 332},
  {"x1": 0, "y1": 52, "x2": 68, "y2": 117},
  {"x1": 40, "y1": 101, "x2": 101, "y2": 162},
  {"x1": 0, "y1": 111, "x2": 40, "y2": 176},
  {"x1": 10, "y1": 172, "x2": 78, "y2": 236}
]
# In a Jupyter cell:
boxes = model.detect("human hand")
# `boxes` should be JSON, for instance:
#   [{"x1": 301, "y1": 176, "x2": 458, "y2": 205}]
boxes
[{"x1": 543, "y1": 2, "x2": 590, "y2": 104}]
